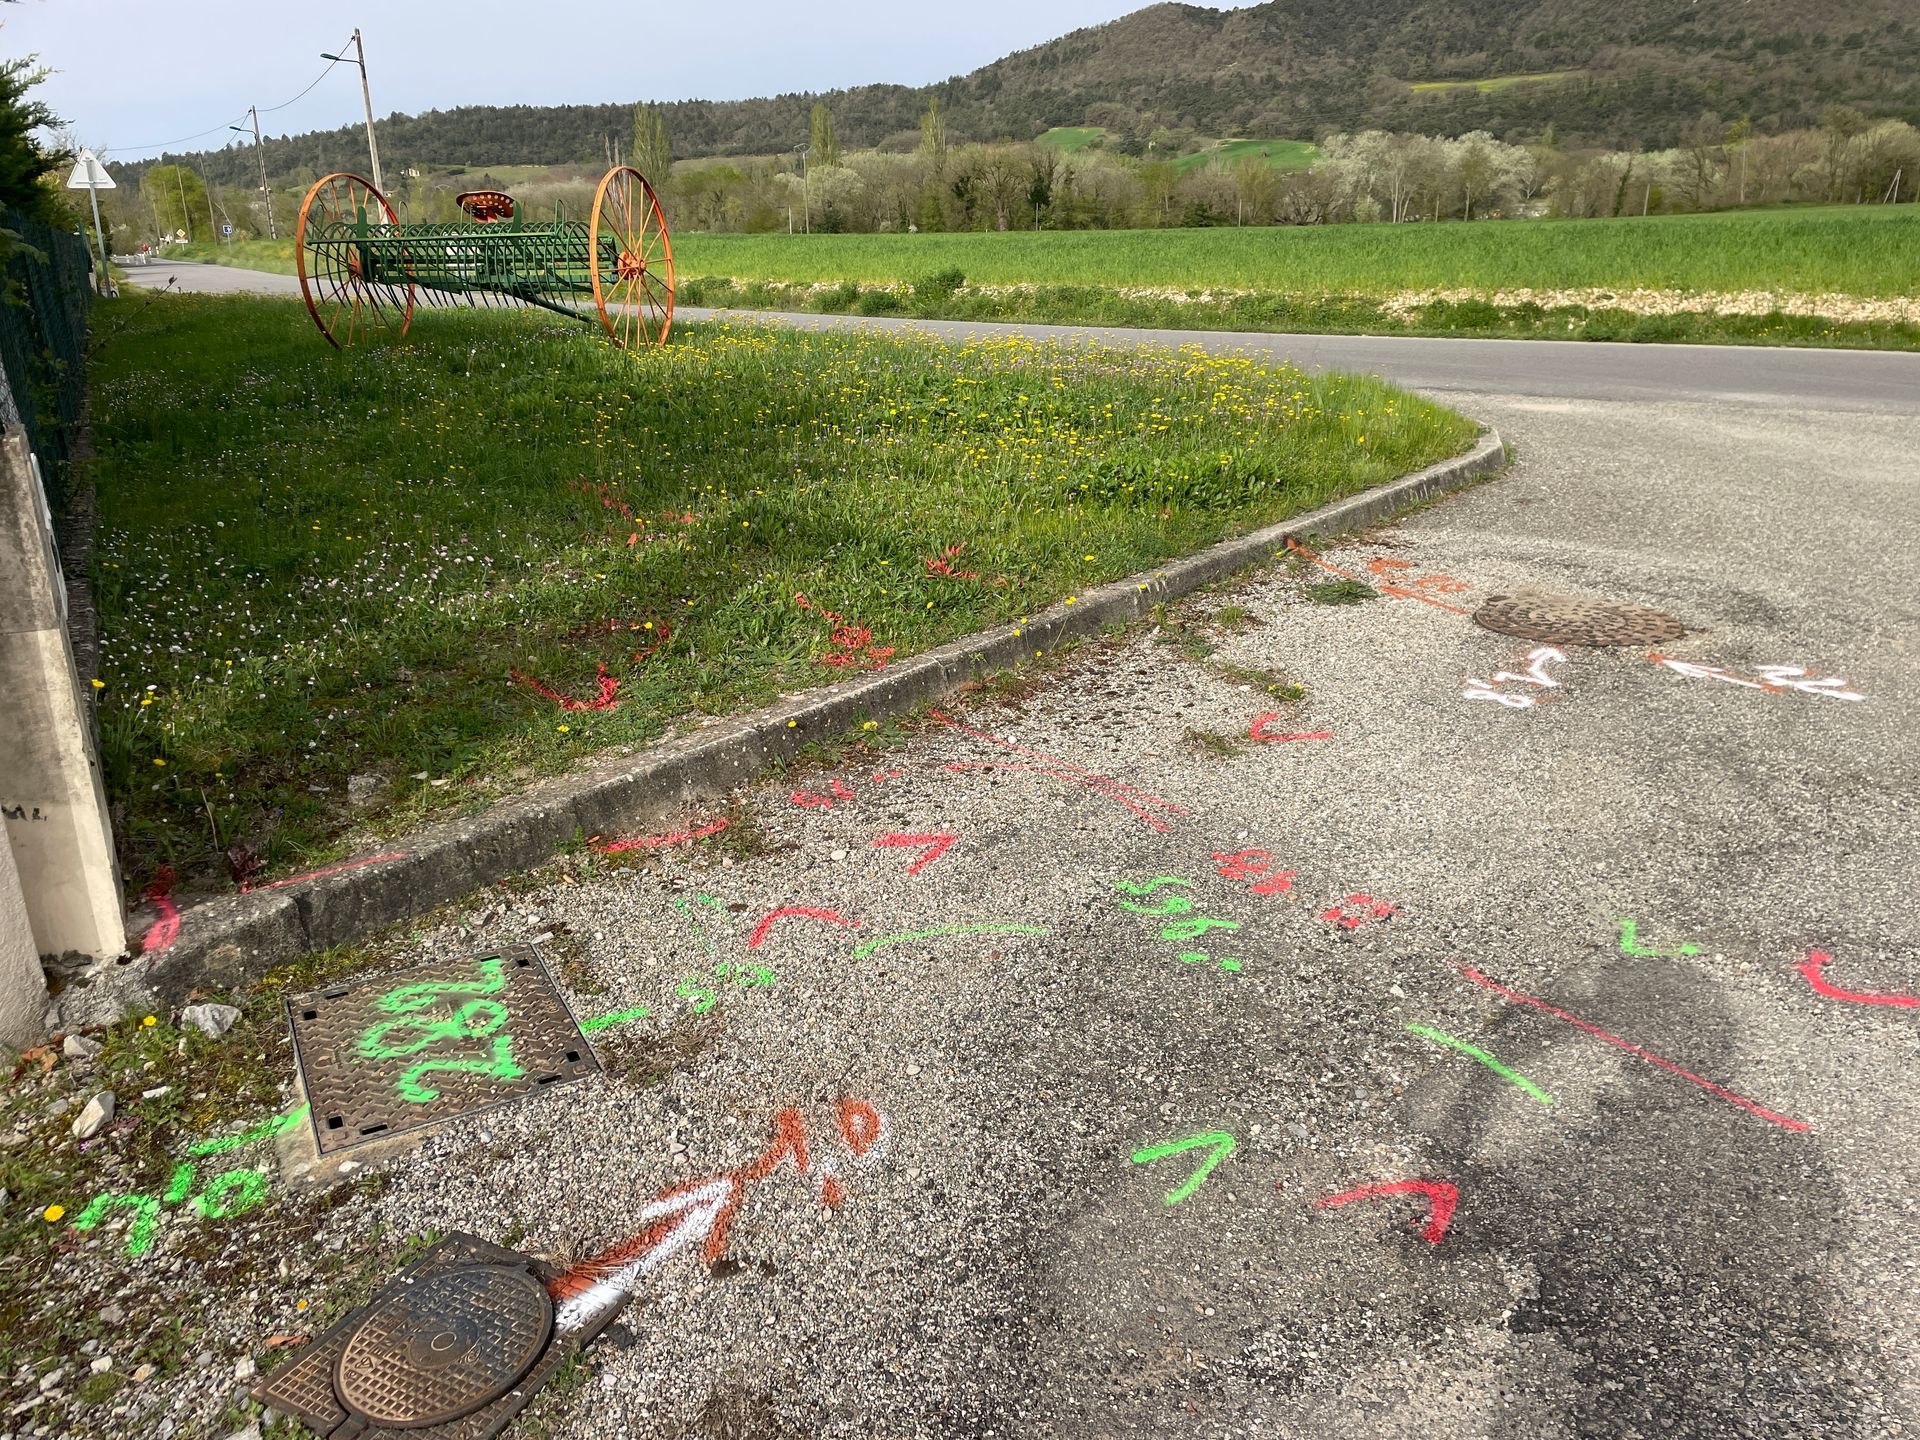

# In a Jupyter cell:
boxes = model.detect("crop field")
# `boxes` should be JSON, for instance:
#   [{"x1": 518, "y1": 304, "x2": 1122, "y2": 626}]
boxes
[
  {"x1": 1409, "y1": 70, "x2": 1580, "y2": 94},
  {"x1": 675, "y1": 205, "x2": 1919, "y2": 298},
  {"x1": 1173, "y1": 138, "x2": 1321, "y2": 173},
  {"x1": 1037, "y1": 126, "x2": 1106, "y2": 152},
  {"x1": 89, "y1": 294, "x2": 1471, "y2": 888}
]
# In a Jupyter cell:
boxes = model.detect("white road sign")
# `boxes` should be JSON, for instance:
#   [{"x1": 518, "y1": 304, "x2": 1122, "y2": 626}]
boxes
[
  {"x1": 222, "y1": 225, "x2": 233, "y2": 236},
  {"x1": 65, "y1": 149, "x2": 115, "y2": 190}
]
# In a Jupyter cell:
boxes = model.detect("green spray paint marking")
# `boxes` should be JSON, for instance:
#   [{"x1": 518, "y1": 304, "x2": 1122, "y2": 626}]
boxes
[
  {"x1": 188, "y1": 1104, "x2": 310, "y2": 1157},
  {"x1": 1617, "y1": 918, "x2": 1700, "y2": 958},
  {"x1": 1114, "y1": 877, "x2": 1194, "y2": 917},
  {"x1": 73, "y1": 1192, "x2": 163, "y2": 1255},
  {"x1": 580, "y1": 1005, "x2": 651, "y2": 1034},
  {"x1": 1406, "y1": 1023, "x2": 1556, "y2": 1107},
  {"x1": 851, "y1": 923, "x2": 1050, "y2": 960},
  {"x1": 1130, "y1": 1130, "x2": 1237, "y2": 1206},
  {"x1": 73, "y1": 1162, "x2": 271, "y2": 1256},
  {"x1": 376, "y1": 955, "x2": 509, "y2": 1013}
]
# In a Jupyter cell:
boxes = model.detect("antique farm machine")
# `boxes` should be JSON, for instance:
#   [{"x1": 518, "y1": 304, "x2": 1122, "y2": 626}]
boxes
[{"x1": 294, "y1": 165, "x2": 673, "y2": 350}]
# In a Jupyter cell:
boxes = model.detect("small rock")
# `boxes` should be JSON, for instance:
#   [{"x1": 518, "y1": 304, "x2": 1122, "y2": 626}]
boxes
[
  {"x1": 99, "y1": 1304, "x2": 124, "y2": 1326},
  {"x1": 37, "y1": 1368, "x2": 65, "y2": 1393},
  {"x1": 345, "y1": 773, "x2": 387, "y2": 807},
  {"x1": 71, "y1": 1092, "x2": 114, "y2": 1141},
  {"x1": 46, "y1": 1097, "x2": 70, "y2": 1118},
  {"x1": 181, "y1": 1004, "x2": 242, "y2": 1038},
  {"x1": 142, "y1": 1086, "x2": 172, "y2": 1100},
  {"x1": 131, "y1": 1366, "x2": 154, "y2": 1383},
  {"x1": 830, "y1": 849, "x2": 847, "y2": 862},
  {"x1": 62, "y1": 1035, "x2": 103, "y2": 1061},
  {"x1": 234, "y1": 1356, "x2": 256, "y2": 1381},
  {"x1": 905, "y1": 1063, "x2": 921, "y2": 1077},
  {"x1": 88, "y1": 1358, "x2": 111, "y2": 1375}
]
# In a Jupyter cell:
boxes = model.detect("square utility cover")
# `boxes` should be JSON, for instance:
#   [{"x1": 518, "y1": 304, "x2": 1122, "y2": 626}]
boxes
[{"x1": 288, "y1": 943, "x2": 600, "y2": 1155}]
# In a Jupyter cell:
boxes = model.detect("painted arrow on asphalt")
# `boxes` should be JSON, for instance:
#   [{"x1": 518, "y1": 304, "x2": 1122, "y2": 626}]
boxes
[
  {"x1": 1131, "y1": 1130, "x2": 1236, "y2": 1206},
  {"x1": 872, "y1": 832, "x2": 957, "y2": 876},
  {"x1": 1313, "y1": 1178, "x2": 1459, "y2": 1246}
]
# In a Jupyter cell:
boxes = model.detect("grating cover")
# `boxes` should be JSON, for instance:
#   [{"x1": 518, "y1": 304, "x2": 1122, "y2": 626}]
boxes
[
  {"x1": 254, "y1": 1233, "x2": 615, "y2": 1440},
  {"x1": 1472, "y1": 590, "x2": 1686, "y2": 647},
  {"x1": 334, "y1": 1265, "x2": 552, "y2": 1427},
  {"x1": 288, "y1": 944, "x2": 600, "y2": 1156}
]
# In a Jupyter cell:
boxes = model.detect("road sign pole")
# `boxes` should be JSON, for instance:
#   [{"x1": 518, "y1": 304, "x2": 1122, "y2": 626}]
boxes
[{"x1": 85, "y1": 179, "x2": 108, "y2": 294}]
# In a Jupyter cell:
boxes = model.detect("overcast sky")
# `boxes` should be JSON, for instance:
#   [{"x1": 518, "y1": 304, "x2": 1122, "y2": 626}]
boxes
[{"x1": 5, "y1": 0, "x2": 1154, "y2": 161}]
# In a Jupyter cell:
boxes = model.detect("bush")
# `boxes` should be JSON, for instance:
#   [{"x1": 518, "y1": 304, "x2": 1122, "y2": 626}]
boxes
[{"x1": 913, "y1": 267, "x2": 966, "y2": 302}]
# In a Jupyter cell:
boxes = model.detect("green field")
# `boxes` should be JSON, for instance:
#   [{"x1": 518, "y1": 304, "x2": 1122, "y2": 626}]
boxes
[
  {"x1": 1174, "y1": 139, "x2": 1321, "y2": 174},
  {"x1": 1409, "y1": 70, "x2": 1580, "y2": 94},
  {"x1": 90, "y1": 293, "x2": 1470, "y2": 885},
  {"x1": 1037, "y1": 126, "x2": 1106, "y2": 152},
  {"x1": 675, "y1": 206, "x2": 1918, "y2": 298}
]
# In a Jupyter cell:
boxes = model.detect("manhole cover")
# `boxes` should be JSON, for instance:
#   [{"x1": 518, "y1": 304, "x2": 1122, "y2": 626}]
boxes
[
  {"x1": 288, "y1": 943, "x2": 600, "y2": 1155},
  {"x1": 1472, "y1": 590, "x2": 1685, "y2": 647},
  {"x1": 335, "y1": 1265, "x2": 553, "y2": 1427}
]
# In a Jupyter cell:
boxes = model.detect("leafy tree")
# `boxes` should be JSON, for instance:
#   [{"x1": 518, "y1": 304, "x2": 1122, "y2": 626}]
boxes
[
  {"x1": 0, "y1": 58, "x2": 70, "y2": 225},
  {"x1": 631, "y1": 102, "x2": 671, "y2": 183},
  {"x1": 919, "y1": 97, "x2": 946, "y2": 171},
  {"x1": 142, "y1": 165, "x2": 210, "y2": 239},
  {"x1": 809, "y1": 101, "x2": 840, "y2": 168}
]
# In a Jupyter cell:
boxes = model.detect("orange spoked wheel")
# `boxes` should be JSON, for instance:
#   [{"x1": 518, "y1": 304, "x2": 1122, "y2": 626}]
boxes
[
  {"x1": 295, "y1": 173, "x2": 414, "y2": 348},
  {"x1": 589, "y1": 165, "x2": 674, "y2": 350}
]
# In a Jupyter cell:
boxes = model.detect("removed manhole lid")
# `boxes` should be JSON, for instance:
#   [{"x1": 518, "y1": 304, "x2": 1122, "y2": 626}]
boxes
[
  {"x1": 334, "y1": 1264, "x2": 553, "y2": 1427},
  {"x1": 1472, "y1": 590, "x2": 1685, "y2": 647},
  {"x1": 288, "y1": 943, "x2": 600, "y2": 1156}
]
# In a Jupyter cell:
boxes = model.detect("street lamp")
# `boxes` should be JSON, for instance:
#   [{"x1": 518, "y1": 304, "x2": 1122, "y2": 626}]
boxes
[
  {"x1": 321, "y1": 29, "x2": 383, "y2": 190},
  {"x1": 795, "y1": 144, "x2": 810, "y2": 235},
  {"x1": 228, "y1": 107, "x2": 277, "y2": 239}
]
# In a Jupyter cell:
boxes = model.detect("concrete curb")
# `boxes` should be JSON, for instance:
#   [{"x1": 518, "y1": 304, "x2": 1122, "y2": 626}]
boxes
[{"x1": 90, "y1": 430, "x2": 1504, "y2": 1017}]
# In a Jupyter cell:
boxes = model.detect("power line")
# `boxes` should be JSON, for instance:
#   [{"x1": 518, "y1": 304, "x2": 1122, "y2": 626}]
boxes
[{"x1": 103, "y1": 52, "x2": 348, "y2": 156}]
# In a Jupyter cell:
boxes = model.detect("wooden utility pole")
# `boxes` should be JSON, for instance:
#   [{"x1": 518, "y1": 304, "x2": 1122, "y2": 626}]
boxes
[
  {"x1": 232, "y1": 107, "x2": 278, "y2": 239},
  {"x1": 322, "y1": 30, "x2": 383, "y2": 189}
]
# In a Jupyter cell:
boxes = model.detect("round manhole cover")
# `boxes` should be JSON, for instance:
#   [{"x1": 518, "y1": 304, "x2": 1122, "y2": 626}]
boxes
[
  {"x1": 1472, "y1": 590, "x2": 1685, "y2": 647},
  {"x1": 334, "y1": 1264, "x2": 552, "y2": 1428}
]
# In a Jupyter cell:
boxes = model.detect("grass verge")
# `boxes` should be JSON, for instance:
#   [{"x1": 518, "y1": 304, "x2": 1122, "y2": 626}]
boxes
[{"x1": 88, "y1": 293, "x2": 1474, "y2": 894}]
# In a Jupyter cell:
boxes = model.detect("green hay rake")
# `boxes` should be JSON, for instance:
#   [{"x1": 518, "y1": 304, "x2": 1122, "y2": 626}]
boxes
[{"x1": 294, "y1": 165, "x2": 674, "y2": 350}]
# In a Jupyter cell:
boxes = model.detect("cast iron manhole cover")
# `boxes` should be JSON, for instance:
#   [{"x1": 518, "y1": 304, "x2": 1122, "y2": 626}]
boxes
[
  {"x1": 1472, "y1": 590, "x2": 1685, "y2": 647},
  {"x1": 288, "y1": 943, "x2": 600, "y2": 1155},
  {"x1": 335, "y1": 1264, "x2": 553, "y2": 1427}
]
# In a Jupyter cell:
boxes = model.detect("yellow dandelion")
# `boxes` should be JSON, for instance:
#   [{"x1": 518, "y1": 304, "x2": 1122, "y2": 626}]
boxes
[{"x1": 42, "y1": 1204, "x2": 64, "y2": 1223}]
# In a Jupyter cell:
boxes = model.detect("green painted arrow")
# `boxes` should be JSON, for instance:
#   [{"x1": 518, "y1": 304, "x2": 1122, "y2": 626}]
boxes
[{"x1": 1130, "y1": 1130, "x2": 1236, "y2": 1206}]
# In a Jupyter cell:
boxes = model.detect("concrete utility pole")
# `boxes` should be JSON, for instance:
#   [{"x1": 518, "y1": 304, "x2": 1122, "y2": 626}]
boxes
[
  {"x1": 322, "y1": 29, "x2": 383, "y2": 190},
  {"x1": 230, "y1": 107, "x2": 278, "y2": 239}
]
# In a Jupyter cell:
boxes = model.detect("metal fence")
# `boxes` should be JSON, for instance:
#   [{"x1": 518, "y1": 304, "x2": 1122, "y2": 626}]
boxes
[{"x1": 0, "y1": 212, "x2": 92, "y2": 518}]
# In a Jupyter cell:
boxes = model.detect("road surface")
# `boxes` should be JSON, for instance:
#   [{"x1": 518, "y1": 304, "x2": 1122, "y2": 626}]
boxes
[{"x1": 79, "y1": 255, "x2": 1920, "y2": 1440}]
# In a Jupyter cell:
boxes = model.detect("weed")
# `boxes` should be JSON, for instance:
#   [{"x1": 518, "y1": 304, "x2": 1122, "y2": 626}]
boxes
[
  {"x1": 1183, "y1": 728, "x2": 1239, "y2": 759},
  {"x1": 1211, "y1": 603, "x2": 1252, "y2": 627},
  {"x1": 1305, "y1": 579, "x2": 1378, "y2": 605},
  {"x1": 75, "y1": 1371, "x2": 125, "y2": 1404},
  {"x1": 960, "y1": 667, "x2": 1042, "y2": 707},
  {"x1": 1209, "y1": 660, "x2": 1304, "y2": 699},
  {"x1": 602, "y1": 1012, "x2": 723, "y2": 1088}
]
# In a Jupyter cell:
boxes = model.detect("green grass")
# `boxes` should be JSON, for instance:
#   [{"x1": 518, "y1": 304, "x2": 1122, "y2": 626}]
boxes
[
  {"x1": 88, "y1": 293, "x2": 1474, "y2": 888},
  {"x1": 1037, "y1": 126, "x2": 1106, "y2": 152},
  {"x1": 1173, "y1": 139, "x2": 1321, "y2": 174},
  {"x1": 1409, "y1": 70, "x2": 1580, "y2": 94},
  {"x1": 674, "y1": 205, "x2": 1919, "y2": 297},
  {"x1": 167, "y1": 238, "x2": 296, "y2": 274}
]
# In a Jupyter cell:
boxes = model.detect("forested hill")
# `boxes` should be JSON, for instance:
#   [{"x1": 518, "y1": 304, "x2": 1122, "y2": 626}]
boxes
[{"x1": 129, "y1": 0, "x2": 1919, "y2": 183}]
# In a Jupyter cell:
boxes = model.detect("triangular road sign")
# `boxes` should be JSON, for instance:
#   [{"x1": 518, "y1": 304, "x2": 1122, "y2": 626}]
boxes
[{"x1": 66, "y1": 149, "x2": 116, "y2": 190}]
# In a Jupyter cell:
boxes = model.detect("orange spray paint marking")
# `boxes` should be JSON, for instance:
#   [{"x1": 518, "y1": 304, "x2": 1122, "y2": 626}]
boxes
[
  {"x1": 513, "y1": 662, "x2": 621, "y2": 711},
  {"x1": 1796, "y1": 950, "x2": 1917, "y2": 1009},
  {"x1": 241, "y1": 852, "x2": 409, "y2": 893},
  {"x1": 746, "y1": 905, "x2": 859, "y2": 949},
  {"x1": 595, "y1": 820, "x2": 729, "y2": 855},
  {"x1": 140, "y1": 867, "x2": 180, "y2": 955},
  {"x1": 1458, "y1": 964, "x2": 1810, "y2": 1132},
  {"x1": 932, "y1": 710, "x2": 1187, "y2": 833},
  {"x1": 872, "y1": 833, "x2": 956, "y2": 876},
  {"x1": 1249, "y1": 713, "x2": 1332, "y2": 743},
  {"x1": 1322, "y1": 894, "x2": 1397, "y2": 930},
  {"x1": 1287, "y1": 538, "x2": 1472, "y2": 616},
  {"x1": 1314, "y1": 1178, "x2": 1459, "y2": 1246}
]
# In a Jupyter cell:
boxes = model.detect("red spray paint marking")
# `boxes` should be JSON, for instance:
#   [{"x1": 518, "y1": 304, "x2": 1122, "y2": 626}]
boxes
[
  {"x1": 791, "y1": 779, "x2": 858, "y2": 809},
  {"x1": 1458, "y1": 964, "x2": 1810, "y2": 1132},
  {"x1": 595, "y1": 820, "x2": 730, "y2": 855},
  {"x1": 836, "y1": 1097, "x2": 885, "y2": 1156},
  {"x1": 931, "y1": 710, "x2": 1186, "y2": 833},
  {"x1": 872, "y1": 833, "x2": 956, "y2": 876},
  {"x1": 513, "y1": 662, "x2": 620, "y2": 712},
  {"x1": 140, "y1": 867, "x2": 180, "y2": 955},
  {"x1": 1314, "y1": 1179, "x2": 1459, "y2": 1246},
  {"x1": 1249, "y1": 714, "x2": 1332, "y2": 744},
  {"x1": 1795, "y1": 950, "x2": 1918, "y2": 1009},
  {"x1": 1322, "y1": 894, "x2": 1397, "y2": 929},
  {"x1": 1286, "y1": 538, "x2": 1472, "y2": 617},
  {"x1": 240, "y1": 851, "x2": 409, "y2": 893},
  {"x1": 746, "y1": 905, "x2": 859, "y2": 950}
]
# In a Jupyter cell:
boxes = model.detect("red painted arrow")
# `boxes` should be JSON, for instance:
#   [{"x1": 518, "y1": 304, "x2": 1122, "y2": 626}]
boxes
[
  {"x1": 872, "y1": 832, "x2": 956, "y2": 876},
  {"x1": 1796, "y1": 950, "x2": 1917, "y2": 1009},
  {"x1": 746, "y1": 905, "x2": 859, "y2": 949},
  {"x1": 1249, "y1": 713, "x2": 1333, "y2": 744},
  {"x1": 1314, "y1": 1178, "x2": 1459, "y2": 1246}
]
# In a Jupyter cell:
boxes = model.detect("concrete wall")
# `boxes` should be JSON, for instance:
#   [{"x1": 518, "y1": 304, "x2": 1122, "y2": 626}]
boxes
[
  {"x1": 0, "y1": 428, "x2": 124, "y2": 973},
  {"x1": 0, "y1": 823, "x2": 47, "y2": 1050}
]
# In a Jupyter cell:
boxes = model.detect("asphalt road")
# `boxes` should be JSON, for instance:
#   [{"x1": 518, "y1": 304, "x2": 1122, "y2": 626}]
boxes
[
  {"x1": 93, "y1": 256, "x2": 1920, "y2": 1440},
  {"x1": 123, "y1": 257, "x2": 1920, "y2": 413}
]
